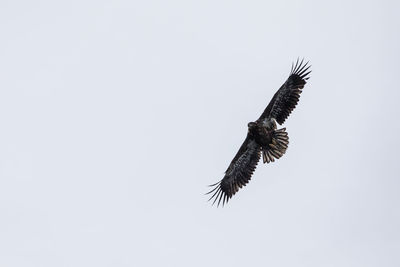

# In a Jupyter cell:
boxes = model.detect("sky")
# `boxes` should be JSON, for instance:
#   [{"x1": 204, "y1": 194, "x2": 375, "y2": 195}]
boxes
[{"x1": 0, "y1": 0, "x2": 399, "y2": 266}]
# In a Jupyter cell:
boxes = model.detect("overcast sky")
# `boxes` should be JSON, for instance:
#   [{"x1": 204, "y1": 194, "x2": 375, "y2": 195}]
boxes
[{"x1": 0, "y1": 0, "x2": 399, "y2": 266}]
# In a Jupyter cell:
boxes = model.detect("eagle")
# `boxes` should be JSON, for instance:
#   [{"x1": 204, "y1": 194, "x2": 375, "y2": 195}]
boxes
[{"x1": 207, "y1": 59, "x2": 311, "y2": 206}]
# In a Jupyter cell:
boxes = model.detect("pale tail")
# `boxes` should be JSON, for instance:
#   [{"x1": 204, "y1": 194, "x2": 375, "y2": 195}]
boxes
[{"x1": 262, "y1": 128, "x2": 289, "y2": 163}]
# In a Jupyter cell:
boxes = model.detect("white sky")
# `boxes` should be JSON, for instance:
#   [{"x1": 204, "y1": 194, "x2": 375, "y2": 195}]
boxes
[{"x1": 0, "y1": 0, "x2": 399, "y2": 266}]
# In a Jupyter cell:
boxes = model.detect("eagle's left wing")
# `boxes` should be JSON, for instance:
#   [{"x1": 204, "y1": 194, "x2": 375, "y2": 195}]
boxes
[
  {"x1": 258, "y1": 59, "x2": 311, "y2": 125},
  {"x1": 207, "y1": 135, "x2": 261, "y2": 206}
]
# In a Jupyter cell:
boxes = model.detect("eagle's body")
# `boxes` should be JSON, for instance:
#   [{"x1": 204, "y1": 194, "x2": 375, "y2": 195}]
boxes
[
  {"x1": 248, "y1": 121, "x2": 274, "y2": 148},
  {"x1": 207, "y1": 59, "x2": 311, "y2": 206}
]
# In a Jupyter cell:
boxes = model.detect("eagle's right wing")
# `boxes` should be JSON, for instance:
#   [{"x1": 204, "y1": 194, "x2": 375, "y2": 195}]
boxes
[{"x1": 207, "y1": 135, "x2": 261, "y2": 206}]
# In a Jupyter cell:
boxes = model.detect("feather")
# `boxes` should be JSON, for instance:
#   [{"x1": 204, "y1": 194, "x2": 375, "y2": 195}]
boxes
[
  {"x1": 257, "y1": 59, "x2": 311, "y2": 125},
  {"x1": 207, "y1": 136, "x2": 261, "y2": 206}
]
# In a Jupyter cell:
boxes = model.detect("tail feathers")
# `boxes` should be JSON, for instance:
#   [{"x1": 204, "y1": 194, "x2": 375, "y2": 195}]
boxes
[{"x1": 262, "y1": 128, "x2": 289, "y2": 163}]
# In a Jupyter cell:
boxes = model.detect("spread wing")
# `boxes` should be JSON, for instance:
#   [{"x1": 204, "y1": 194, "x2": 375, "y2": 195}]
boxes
[
  {"x1": 258, "y1": 59, "x2": 311, "y2": 125},
  {"x1": 207, "y1": 136, "x2": 261, "y2": 206}
]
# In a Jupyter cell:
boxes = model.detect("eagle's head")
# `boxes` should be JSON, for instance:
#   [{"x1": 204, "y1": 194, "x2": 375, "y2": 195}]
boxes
[{"x1": 247, "y1": 122, "x2": 257, "y2": 134}]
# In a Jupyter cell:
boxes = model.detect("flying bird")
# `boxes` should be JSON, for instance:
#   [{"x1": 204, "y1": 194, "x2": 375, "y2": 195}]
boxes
[{"x1": 207, "y1": 59, "x2": 311, "y2": 206}]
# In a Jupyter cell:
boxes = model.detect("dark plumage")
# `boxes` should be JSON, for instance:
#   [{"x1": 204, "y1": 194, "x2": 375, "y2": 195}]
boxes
[{"x1": 207, "y1": 59, "x2": 311, "y2": 206}]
